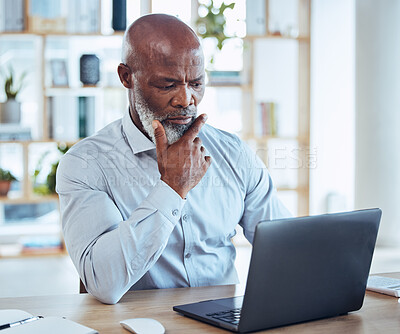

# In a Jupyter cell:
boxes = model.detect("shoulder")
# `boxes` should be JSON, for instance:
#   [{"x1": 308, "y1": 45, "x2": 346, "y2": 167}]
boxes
[
  {"x1": 65, "y1": 118, "x2": 124, "y2": 160},
  {"x1": 199, "y1": 124, "x2": 260, "y2": 169},
  {"x1": 200, "y1": 124, "x2": 242, "y2": 148},
  {"x1": 58, "y1": 118, "x2": 125, "y2": 180},
  {"x1": 200, "y1": 124, "x2": 264, "y2": 169},
  {"x1": 56, "y1": 120, "x2": 124, "y2": 191}
]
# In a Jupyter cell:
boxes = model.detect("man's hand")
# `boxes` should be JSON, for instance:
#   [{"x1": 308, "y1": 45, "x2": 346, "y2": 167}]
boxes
[{"x1": 152, "y1": 114, "x2": 212, "y2": 199}]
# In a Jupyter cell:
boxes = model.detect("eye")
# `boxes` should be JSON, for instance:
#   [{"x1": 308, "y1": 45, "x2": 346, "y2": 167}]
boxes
[
  {"x1": 161, "y1": 84, "x2": 175, "y2": 90},
  {"x1": 155, "y1": 82, "x2": 175, "y2": 90},
  {"x1": 191, "y1": 82, "x2": 202, "y2": 88}
]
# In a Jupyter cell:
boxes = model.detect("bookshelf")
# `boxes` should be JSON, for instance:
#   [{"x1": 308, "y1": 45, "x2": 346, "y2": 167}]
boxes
[
  {"x1": 0, "y1": 0, "x2": 126, "y2": 257},
  {"x1": 242, "y1": 0, "x2": 311, "y2": 216}
]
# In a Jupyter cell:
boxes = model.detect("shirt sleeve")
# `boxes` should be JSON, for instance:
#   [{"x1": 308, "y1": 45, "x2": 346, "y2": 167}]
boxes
[
  {"x1": 238, "y1": 140, "x2": 292, "y2": 244},
  {"x1": 56, "y1": 152, "x2": 185, "y2": 304}
]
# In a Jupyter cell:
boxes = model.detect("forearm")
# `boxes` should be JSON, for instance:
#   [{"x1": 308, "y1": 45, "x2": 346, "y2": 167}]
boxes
[
  {"x1": 58, "y1": 176, "x2": 185, "y2": 304},
  {"x1": 79, "y1": 207, "x2": 176, "y2": 304}
]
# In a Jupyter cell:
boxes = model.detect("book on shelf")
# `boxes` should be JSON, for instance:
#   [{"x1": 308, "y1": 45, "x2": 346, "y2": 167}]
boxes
[
  {"x1": 20, "y1": 235, "x2": 63, "y2": 254},
  {"x1": 0, "y1": 0, "x2": 4, "y2": 32},
  {"x1": 0, "y1": 234, "x2": 62, "y2": 256},
  {"x1": 255, "y1": 101, "x2": 279, "y2": 136},
  {"x1": 29, "y1": 0, "x2": 100, "y2": 33},
  {"x1": 48, "y1": 96, "x2": 95, "y2": 140},
  {"x1": 207, "y1": 71, "x2": 242, "y2": 85},
  {"x1": 68, "y1": 0, "x2": 100, "y2": 34},
  {"x1": 0, "y1": 125, "x2": 31, "y2": 141},
  {"x1": 245, "y1": 0, "x2": 266, "y2": 36},
  {"x1": 78, "y1": 96, "x2": 95, "y2": 138},
  {"x1": 50, "y1": 59, "x2": 69, "y2": 87},
  {"x1": 48, "y1": 96, "x2": 79, "y2": 140},
  {"x1": 29, "y1": 0, "x2": 67, "y2": 33},
  {"x1": 0, "y1": 0, "x2": 25, "y2": 32}
]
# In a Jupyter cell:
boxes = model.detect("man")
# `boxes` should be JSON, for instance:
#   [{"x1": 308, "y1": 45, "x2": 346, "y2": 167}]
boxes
[{"x1": 56, "y1": 14, "x2": 291, "y2": 305}]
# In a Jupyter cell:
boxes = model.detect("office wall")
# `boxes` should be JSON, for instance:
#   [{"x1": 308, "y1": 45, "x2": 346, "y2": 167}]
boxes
[
  {"x1": 355, "y1": 0, "x2": 400, "y2": 246},
  {"x1": 310, "y1": 0, "x2": 355, "y2": 214}
]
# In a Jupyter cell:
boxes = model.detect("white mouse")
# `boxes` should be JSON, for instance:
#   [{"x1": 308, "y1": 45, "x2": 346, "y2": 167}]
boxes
[{"x1": 120, "y1": 318, "x2": 165, "y2": 334}]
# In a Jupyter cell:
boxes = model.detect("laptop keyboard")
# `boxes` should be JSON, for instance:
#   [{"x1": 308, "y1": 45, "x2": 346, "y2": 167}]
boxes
[{"x1": 206, "y1": 308, "x2": 242, "y2": 325}]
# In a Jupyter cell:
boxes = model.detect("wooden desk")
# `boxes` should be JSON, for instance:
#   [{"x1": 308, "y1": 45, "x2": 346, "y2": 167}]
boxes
[{"x1": 1, "y1": 273, "x2": 400, "y2": 333}]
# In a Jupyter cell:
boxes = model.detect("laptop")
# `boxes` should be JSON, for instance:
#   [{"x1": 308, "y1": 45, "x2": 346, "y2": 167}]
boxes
[{"x1": 173, "y1": 208, "x2": 382, "y2": 333}]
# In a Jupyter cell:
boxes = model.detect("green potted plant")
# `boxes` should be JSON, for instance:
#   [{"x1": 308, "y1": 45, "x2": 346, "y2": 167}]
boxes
[
  {"x1": 33, "y1": 143, "x2": 70, "y2": 195},
  {"x1": 0, "y1": 167, "x2": 17, "y2": 196},
  {"x1": 196, "y1": 0, "x2": 235, "y2": 68},
  {"x1": 0, "y1": 66, "x2": 27, "y2": 123}
]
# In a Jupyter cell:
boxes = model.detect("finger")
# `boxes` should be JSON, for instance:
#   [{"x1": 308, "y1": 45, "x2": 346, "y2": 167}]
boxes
[
  {"x1": 193, "y1": 137, "x2": 202, "y2": 146},
  {"x1": 204, "y1": 155, "x2": 212, "y2": 167},
  {"x1": 182, "y1": 114, "x2": 208, "y2": 142},
  {"x1": 152, "y1": 120, "x2": 168, "y2": 156},
  {"x1": 200, "y1": 146, "x2": 205, "y2": 153}
]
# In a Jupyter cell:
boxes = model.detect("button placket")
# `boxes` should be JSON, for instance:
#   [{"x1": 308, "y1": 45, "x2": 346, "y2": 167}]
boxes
[
  {"x1": 182, "y1": 213, "x2": 190, "y2": 259},
  {"x1": 181, "y1": 209, "x2": 197, "y2": 286}
]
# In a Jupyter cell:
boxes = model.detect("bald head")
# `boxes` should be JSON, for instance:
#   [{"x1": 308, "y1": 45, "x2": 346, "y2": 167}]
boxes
[{"x1": 122, "y1": 14, "x2": 202, "y2": 72}]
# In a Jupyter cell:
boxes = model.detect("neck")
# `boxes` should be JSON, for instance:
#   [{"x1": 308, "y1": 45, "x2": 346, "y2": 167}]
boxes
[{"x1": 128, "y1": 105, "x2": 152, "y2": 141}]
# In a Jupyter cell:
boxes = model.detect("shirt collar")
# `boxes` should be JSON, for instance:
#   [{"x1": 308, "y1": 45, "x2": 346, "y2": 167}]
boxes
[{"x1": 122, "y1": 109, "x2": 156, "y2": 154}]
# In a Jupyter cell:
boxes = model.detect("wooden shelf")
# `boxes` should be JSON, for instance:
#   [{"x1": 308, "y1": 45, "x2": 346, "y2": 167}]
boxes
[
  {"x1": 243, "y1": 135, "x2": 309, "y2": 143},
  {"x1": 243, "y1": 0, "x2": 311, "y2": 216},
  {"x1": 0, "y1": 139, "x2": 78, "y2": 146},
  {"x1": 0, "y1": 195, "x2": 59, "y2": 204},
  {"x1": 46, "y1": 86, "x2": 103, "y2": 97},
  {"x1": 244, "y1": 34, "x2": 310, "y2": 42},
  {"x1": 0, "y1": 248, "x2": 67, "y2": 259},
  {"x1": 45, "y1": 86, "x2": 123, "y2": 96},
  {"x1": 0, "y1": 31, "x2": 123, "y2": 37},
  {"x1": 206, "y1": 83, "x2": 252, "y2": 90},
  {"x1": 277, "y1": 187, "x2": 309, "y2": 193}
]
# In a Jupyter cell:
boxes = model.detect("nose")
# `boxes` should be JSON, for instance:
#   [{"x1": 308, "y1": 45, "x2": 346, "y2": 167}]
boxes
[{"x1": 171, "y1": 85, "x2": 194, "y2": 108}]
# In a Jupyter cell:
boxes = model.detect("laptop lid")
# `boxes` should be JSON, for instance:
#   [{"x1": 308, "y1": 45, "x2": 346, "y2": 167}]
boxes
[
  {"x1": 238, "y1": 208, "x2": 381, "y2": 332},
  {"x1": 173, "y1": 209, "x2": 381, "y2": 333}
]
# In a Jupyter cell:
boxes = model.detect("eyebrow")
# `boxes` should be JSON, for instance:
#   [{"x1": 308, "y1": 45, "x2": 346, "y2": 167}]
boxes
[{"x1": 162, "y1": 75, "x2": 204, "y2": 83}]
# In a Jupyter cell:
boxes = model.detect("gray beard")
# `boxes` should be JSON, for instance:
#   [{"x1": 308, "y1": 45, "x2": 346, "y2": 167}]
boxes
[{"x1": 134, "y1": 87, "x2": 197, "y2": 145}]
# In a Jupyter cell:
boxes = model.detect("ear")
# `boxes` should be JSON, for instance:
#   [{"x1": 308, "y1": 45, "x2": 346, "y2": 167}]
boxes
[{"x1": 117, "y1": 63, "x2": 133, "y2": 88}]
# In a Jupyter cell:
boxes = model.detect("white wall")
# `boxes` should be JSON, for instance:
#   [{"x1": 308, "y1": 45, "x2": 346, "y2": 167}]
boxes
[
  {"x1": 355, "y1": 0, "x2": 400, "y2": 246},
  {"x1": 310, "y1": 0, "x2": 355, "y2": 214}
]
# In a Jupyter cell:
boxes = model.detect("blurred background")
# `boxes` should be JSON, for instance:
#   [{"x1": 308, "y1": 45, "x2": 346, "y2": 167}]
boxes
[{"x1": 0, "y1": 0, "x2": 399, "y2": 297}]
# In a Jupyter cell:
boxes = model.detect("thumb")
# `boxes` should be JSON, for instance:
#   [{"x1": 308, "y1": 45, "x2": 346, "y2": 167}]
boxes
[{"x1": 152, "y1": 120, "x2": 168, "y2": 155}]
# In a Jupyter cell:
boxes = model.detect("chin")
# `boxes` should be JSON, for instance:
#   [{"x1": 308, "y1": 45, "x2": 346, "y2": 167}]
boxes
[{"x1": 162, "y1": 122, "x2": 190, "y2": 145}]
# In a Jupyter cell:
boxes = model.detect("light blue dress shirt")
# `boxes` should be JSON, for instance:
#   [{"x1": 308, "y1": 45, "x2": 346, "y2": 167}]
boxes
[{"x1": 56, "y1": 111, "x2": 291, "y2": 304}]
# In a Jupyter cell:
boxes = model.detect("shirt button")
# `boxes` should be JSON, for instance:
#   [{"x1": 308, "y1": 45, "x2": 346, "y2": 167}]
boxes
[
  {"x1": 185, "y1": 253, "x2": 191, "y2": 259},
  {"x1": 182, "y1": 214, "x2": 188, "y2": 222},
  {"x1": 172, "y1": 209, "x2": 179, "y2": 217}
]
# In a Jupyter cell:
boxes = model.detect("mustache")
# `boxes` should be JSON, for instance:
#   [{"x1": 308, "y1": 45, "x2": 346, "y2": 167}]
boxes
[{"x1": 158, "y1": 107, "x2": 197, "y2": 122}]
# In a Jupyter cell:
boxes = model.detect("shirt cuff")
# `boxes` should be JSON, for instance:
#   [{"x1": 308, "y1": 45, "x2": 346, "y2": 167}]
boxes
[{"x1": 146, "y1": 179, "x2": 186, "y2": 225}]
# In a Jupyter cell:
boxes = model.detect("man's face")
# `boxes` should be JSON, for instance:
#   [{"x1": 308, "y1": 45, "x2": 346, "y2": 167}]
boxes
[{"x1": 132, "y1": 48, "x2": 205, "y2": 145}]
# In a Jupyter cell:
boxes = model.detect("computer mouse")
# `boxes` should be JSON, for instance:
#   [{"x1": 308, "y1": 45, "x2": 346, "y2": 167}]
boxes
[{"x1": 120, "y1": 318, "x2": 165, "y2": 334}]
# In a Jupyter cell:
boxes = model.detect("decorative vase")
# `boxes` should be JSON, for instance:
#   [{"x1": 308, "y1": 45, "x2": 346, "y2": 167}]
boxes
[
  {"x1": 112, "y1": 0, "x2": 127, "y2": 31},
  {"x1": 0, "y1": 181, "x2": 11, "y2": 196},
  {"x1": 80, "y1": 54, "x2": 100, "y2": 86},
  {"x1": 0, "y1": 99, "x2": 21, "y2": 123}
]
